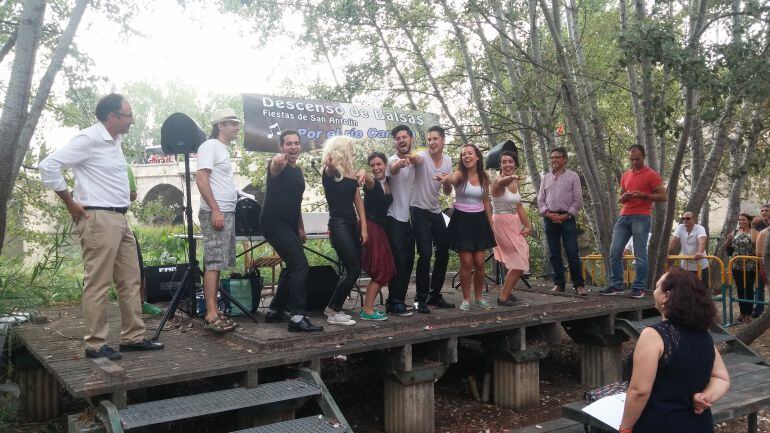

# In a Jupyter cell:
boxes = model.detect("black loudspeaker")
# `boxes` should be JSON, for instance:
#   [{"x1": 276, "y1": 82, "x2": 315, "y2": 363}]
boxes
[
  {"x1": 160, "y1": 113, "x2": 206, "y2": 155},
  {"x1": 485, "y1": 139, "x2": 519, "y2": 170},
  {"x1": 235, "y1": 198, "x2": 262, "y2": 236},
  {"x1": 145, "y1": 263, "x2": 189, "y2": 303},
  {"x1": 278, "y1": 265, "x2": 338, "y2": 310}
]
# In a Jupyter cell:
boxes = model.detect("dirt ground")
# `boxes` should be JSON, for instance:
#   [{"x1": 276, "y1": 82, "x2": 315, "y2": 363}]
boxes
[{"x1": 5, "y1": 312, "x2": 770, "y2": 433}]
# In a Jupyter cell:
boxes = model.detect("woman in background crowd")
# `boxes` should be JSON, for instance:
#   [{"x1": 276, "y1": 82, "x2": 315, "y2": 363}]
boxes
[
  {"x1": 620, "y1": 269, "x2": 729, "y2": 433},
  {"x1": 723, "y1": 213, "x2": 758, "y2": 323},
  {"x1": 356, "y1": 152, "x2": 395, "y2": 321},
  {"x1": 322, "y1": 136, "x2": 367, "y2": 326},
  {"x1": 491, "y1": 151, "x2": 532, "y2": 306},
  {"x1": 438, "y1": 144, "x2": 496, "y2": 311}
]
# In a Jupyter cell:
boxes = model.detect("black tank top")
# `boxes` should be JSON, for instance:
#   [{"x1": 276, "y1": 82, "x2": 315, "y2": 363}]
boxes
[
  {"x1": 627, "y1": 321, "x2": 715, "y2": 433},
  {"x1": 260, "y1": 162, "x2": 304, "y2": 231},
  {"x1": 364, "y1": 179, "x2": 392, "y2": 225},
  {"x1": 322, "y1": 171, "x2": 357, "y2": 222}
]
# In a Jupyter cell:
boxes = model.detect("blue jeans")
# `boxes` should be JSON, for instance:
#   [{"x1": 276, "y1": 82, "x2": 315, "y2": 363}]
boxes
[
  {"x1": 544, "y1": 217, "x2": 584, "y2": 288},
  {"x1": 609, "y1": 215, "x2": 651, "y2": 292}
]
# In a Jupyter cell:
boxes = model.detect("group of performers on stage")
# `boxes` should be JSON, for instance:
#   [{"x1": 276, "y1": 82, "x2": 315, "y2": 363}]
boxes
[{"x1": 38, "y1": 93, "x2": 683, "y2": 358}]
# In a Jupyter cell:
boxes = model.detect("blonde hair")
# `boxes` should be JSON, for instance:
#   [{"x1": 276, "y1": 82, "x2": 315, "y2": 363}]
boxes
[{"x1": 322, "y1": 135, "x2": 356, "y2": 178}]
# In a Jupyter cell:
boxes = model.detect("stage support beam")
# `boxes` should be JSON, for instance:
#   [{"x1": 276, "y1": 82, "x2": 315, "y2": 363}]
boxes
[
  {"x1": 15, "y1": 352, "x2": 59, "y2": 422},
  {"x1": 482, "y1": 323, "x2": 559, "y2": 410},
  {"x1": 564, "y1": 315, "x2": 628, "y2": 386},
  {"x1": 383, "y1": 342, "x2": 453, "y2": 433}
]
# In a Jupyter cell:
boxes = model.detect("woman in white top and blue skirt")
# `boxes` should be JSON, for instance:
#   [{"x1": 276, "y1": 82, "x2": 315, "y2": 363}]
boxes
[
  {"x1": 491, "y1": 151, "x2": 532, "y2": 306},
  {"x1": 437, "y1": 144, "x2": 496, "y2": 311}
]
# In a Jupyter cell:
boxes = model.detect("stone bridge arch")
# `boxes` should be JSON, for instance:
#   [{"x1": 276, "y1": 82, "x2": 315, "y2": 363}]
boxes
[{"x1": 141, "y1": 183, "x2": 184, "y2": 225}]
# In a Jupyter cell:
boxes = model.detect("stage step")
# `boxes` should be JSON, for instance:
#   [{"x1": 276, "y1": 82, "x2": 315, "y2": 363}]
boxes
[
  {"x1": 615, "y1": 317, "x2": 765, "y2": 367},
  {"x1": 117, "y1": 379, "x2": 320, "y2": 430},
  {"x1": 230, "y1": 415, "x2": 351, "y2": 432},
  {"x1": 71, "y1": 368, "x2": 354, "y2": 433}
]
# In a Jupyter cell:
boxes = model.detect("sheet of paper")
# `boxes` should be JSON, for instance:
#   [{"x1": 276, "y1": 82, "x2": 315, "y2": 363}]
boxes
[{"x1": 581, "y1": 392, "x2": 626, "y2": 430}]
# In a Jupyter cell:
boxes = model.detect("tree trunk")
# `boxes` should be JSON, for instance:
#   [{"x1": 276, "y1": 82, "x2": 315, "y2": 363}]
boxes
[
  {"x1": 441, "y1": 0, "x2": 495, "y2": 148},
  {"x1": 619, "y1": 0, "x2": 645, "y2": 150},
  {"x1": 11, "y1": 0, "x2": 90, "y2": 188},
  {"x1": 634, "y1": 0, "x2": 658, "y2": 170},
  {"x1": 370, "y1": 16, "x2": 418, "y2": 111},
  {"x1": 0, "y1": 0, "x2": 47, "y2": 254}
]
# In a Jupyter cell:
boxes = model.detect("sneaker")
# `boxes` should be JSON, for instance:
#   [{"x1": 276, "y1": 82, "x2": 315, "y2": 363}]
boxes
[
  {"x1": 324, "y1": 307, "x2": 352, "y2": 321},
  {"x1": 141, "y1": 302, "x2": 162, "y2": 315},
  {"x1": 119, "y1": 338, "x2": 165, "y2": 352},
  {"x1": 360, "y1": 310, "x2": 388, "y2": 321},
  {"x1": 288, "y1": 317, "x2": 324, "y2": 332},
  {"x1": 598, "y1": 287, "x2": 624, "y2": 296},
  {"x1": 474, "y1": 299, "x2": 492, "y2": 310},
  {"x1": 85, "y1": 345, "x2": 121, "y2": 360},
  {"x1": 459, "y1": 301, "x2": 471, "y2": 311},
  {"x1": 497, "y1": 297, "x2": 521, "y2": 307},
  {"x1": 629, "y1": 290, "x2": 646, "y2": 299},
  {"x1": 427, "y1": 296, "x2": 455, "y2": 309},
  {"x1": 265, "y1": 310, "x2": 291, "y2": 323},
  {"x1": 386, "y1": 303, "x2": 413, "y2": 317},
  {"x1": 415, "y1": 303, "x2": 431, "y2": 314},
  {"x1": 327, "y1": 312, "x2": 356, "y2": 326}
]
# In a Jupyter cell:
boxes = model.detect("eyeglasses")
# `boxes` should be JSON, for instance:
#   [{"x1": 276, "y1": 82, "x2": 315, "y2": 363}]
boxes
[
  {"x1": 681, "y1": 217, "x2": 692, "y2": 221},
  {"x1": 114, "y1": 112, "x2": 134, "y2": 119}
]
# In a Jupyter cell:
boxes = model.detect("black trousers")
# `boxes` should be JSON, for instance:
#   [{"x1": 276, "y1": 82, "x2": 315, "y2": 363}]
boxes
[
  {"x1": 327, "y1": 217, "x2": 362, "y2": 311},
  {"x1": 410, "y1": 207, "x2": 449, "y2": 303},
  {"x1": 263, "y1": 222, "x2": 308, "y2": 316},
  {"x1": 733, "y1": 268, "x2": 756, "y2": 316},
  {"x1": 385, "y1": 216, "x2": 415, "y2": 305}
]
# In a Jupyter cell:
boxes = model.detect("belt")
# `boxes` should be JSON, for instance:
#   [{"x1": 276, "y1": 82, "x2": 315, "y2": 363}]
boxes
[
  {"x1": 83, "y1": 206, "x2": 128, "y2": 214},
  {"x1": 551, "y1": 210, "x2": 569, "y2": 215}
]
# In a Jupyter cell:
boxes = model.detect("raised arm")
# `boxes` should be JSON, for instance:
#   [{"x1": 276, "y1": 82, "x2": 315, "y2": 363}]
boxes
[
  {"x1": 492, "y1": 175, "x2": 517, "y2": 197},
  {"x1": 269, "y1": 153, "x2": 288, "y2": 178},
  {"x1": 357, "y1": 168, "x2": 375, "y2": 190},
  {"x1": 389, "y1": 157, "x2": 409, "y2": 176},
  {"x1": 435, "y1": 170, "x2": 462, "y2": 187}
]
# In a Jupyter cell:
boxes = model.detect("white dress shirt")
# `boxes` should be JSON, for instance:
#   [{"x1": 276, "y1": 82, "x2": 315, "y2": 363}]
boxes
[{"x1": 39, "y1": 122, "x2": 130, "y2": 207}]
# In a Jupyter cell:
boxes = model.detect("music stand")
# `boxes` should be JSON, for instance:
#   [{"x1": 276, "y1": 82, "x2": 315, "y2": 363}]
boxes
[{"x1": 152, "y1": 113, "x2": 259, "y2": 342}]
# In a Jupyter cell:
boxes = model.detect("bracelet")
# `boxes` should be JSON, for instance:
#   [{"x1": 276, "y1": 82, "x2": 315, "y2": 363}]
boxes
[{"x1": 619, "y1": 427, "x2": 633, "y2": 433}]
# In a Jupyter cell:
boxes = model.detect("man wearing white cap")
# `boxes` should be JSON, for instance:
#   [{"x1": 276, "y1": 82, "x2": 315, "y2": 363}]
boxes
[{"x1": 196, "y1": 108, "x2": 241, "y2": 333}]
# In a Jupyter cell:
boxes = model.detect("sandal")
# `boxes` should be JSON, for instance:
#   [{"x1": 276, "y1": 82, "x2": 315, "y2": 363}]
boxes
[
  {"x1": 218, "y1": 313, "x2": 239, "y2": 328},
  {"x1": 575, "y1": 286, "x2": 588, "y2": 297},
  {"x1": 204, "y1": 317, "x2": 235, "y2": 333}
]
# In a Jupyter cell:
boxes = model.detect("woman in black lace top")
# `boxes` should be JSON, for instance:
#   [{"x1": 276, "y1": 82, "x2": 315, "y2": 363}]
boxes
[{"x1": 619, "y1": 269, "x2": 730, "y2": 433}]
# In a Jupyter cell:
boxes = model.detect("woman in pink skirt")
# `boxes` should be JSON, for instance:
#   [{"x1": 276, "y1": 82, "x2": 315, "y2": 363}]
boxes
[
  {"x1": 356, "y1": 152, "x2": 396, "y2": 320},
  {"x1": 491, "y1": 151, "x2": 532, "y2": 306}
]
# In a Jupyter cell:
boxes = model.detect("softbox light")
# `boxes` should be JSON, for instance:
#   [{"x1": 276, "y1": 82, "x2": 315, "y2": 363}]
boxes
[
  {"x1": 485, "y1": 139, "x2": 519, "y2": 170},
  {"x1": 160, "y1": 113, "x2": 206, "y2": 155}
]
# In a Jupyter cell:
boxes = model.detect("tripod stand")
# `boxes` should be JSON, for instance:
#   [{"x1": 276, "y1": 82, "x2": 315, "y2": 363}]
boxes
[{"x1": 152, "y1": 147, "x2": 259, "y2": 342}]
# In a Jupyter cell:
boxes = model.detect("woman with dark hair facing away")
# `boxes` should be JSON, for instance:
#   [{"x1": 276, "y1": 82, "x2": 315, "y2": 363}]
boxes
[
  {"x1": 261, "y1": 130, "x2": 323, "y2": 332},
  {"x1": 723, "y1": 213, "x2": 759, "y2": 323},
  {"x1": 619, "y1": 269, "x2": 729, "y2": 433},
  {"x1": 322, "y1": 136, "x2": 367, "y2": 326},
  {"x1": 491, "y1": 151, "x2": 532, "y2": 306},
  {"x1": 437, "y1": 144, "x2": 496, "y2": 311},
  {"x1": 355, "y1": 152, "x2": 396, "y2": 321}
]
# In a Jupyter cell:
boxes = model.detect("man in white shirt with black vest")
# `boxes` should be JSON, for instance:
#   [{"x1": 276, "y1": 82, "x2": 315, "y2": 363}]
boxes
[
  {"x1": 196, "y1": 108, "x2": 241, "y2": 333},
  {"x1": 39, "y1": 93, "x2": 164, "y2": 360},
  {"x1": 409, "y1": 126, "x2": 454, "y2": 313}
]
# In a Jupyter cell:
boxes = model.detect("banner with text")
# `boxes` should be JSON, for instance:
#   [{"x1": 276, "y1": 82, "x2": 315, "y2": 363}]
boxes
[{"x1": 242, "y1": 94, "x2": 440, "y2": 152}]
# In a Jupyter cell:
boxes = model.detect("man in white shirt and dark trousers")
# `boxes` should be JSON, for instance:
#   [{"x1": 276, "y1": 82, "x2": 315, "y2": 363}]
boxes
[
  {"x1": 384, "y1": 125, "x2": 416, "y2": 317},
  {"x1": 196, "y1": 108, "x2": 241, "y2": 333},
  {"x1": 39, "y1": 93, "x2": 163, "y2": 360},
  {"x1": 668, "y1": 211, "x2": 709, "y2": 287},
  {"x1": 408, "y1": 126, "x2": 454, "y2": 313}
]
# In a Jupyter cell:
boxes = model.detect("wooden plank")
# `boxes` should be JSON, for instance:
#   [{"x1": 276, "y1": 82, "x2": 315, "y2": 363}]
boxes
[
  {"x1": 90, "y1": 358, "x2": 126, "y2": 382},
  {"x1": 510, "y1": 417, "x2": 584, "y2": 433}
]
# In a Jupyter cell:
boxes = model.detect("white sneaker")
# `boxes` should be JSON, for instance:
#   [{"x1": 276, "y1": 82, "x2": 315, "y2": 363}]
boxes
[
  {"x1": 324, "y1": 307, "x2": 352, "y2": 321},
  {"x1": 327, "y1": 312, "x2": 356, "y2": 326}
]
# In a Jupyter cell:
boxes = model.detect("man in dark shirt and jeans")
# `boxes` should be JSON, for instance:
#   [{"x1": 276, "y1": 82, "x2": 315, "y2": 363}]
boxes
[{"x1": 537, "y1": 147, "x2": 586, "y2": 296}]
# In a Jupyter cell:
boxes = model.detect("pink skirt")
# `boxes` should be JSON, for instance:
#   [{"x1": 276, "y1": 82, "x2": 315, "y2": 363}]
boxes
[
  {"x1": 362, "y1": 219, "x2": 396, "y2": 285},
  {"x1": 492, "y1": 213, "x2": 530, "y2": 272}
]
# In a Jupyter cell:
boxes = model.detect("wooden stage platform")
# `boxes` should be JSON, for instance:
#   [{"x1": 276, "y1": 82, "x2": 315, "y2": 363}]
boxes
[{"x1": 14, "y1": 282, "x2": 653, "y2": 402}]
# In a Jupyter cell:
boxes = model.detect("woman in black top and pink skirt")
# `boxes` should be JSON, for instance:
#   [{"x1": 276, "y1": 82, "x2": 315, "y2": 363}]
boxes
[
  {"x1": 322, "y1": 136, "x2": 368, "y2": 326},
  {"x1": 356, "y1": 152, "x2": 396, "y2": 321},
  {"x1": 437, "y1": 144, "x2": 496, "y2": 311}
]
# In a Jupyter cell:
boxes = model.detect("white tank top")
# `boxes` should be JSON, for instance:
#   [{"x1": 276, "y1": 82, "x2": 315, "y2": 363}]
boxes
[
  {"x1": 492, "y1": 188, "x2": 521, "y2": 214},
  {"x1": 454, "y1": 181, "x2": 484, "y2": 212}
]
